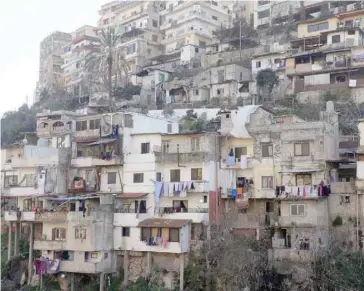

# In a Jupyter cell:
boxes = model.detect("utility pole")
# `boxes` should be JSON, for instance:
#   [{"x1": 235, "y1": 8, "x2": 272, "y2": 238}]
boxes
[{"x1": 239, "y1": 20, "x2": 242, "y2": 60}]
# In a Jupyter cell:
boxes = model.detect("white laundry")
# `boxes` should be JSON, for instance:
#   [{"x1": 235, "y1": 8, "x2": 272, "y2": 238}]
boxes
[
  {"x1": 180, "y1": 190, "x2": 187, "y2": 198},
  {"x1": 240, "y1": 155, "x2": 248, "y2": 169},
  {"x1": 168, "y1": 183, "x2": 174, "y2": 196}
]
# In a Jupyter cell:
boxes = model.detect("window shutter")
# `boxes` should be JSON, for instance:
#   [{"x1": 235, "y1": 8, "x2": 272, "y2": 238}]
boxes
[
  {"x1": 61, "y1": 228, "x2": 66, "y2": 239},
  {"x1": 52, "y1": 228, "x2": 56, "y2": 240}
]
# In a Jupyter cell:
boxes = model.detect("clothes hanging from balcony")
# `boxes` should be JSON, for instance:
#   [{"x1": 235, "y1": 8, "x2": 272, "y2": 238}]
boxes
[
  {"x1": 226, "y1": 155, "x2": 235, "y2": 166},
  {"x1": 162, "y1": 238, "x2": 168, "y2": 248},
  {"x1": 231, "y1": 189, "x2": 237, "y2": 199},
  {"x1": 46, "y1": 259, "x2": 61, "y2": 274},
  {"x1": 168, "y1": 183, "x2": 174, "y2": 196},
  {"x1": 154, "y1": 181, "x2": 163, "y2": 205},
  {"x1": 237, "y1": 187, "x2": 243, "y2": 198},
  {"x1": 240, "y1": 155, "x2": 248, "y2": 169},
  {"x1": 180, "y1": 190, "x2": 187, "y2": 198},
  {"x1": 34, "y1": 259, "x2": 47, "y2": 275}
]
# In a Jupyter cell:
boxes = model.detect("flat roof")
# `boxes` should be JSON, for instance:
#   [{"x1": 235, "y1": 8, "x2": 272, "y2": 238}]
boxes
[{"x1": 138, "y1": 218, "x2": 192, "y2": 228}]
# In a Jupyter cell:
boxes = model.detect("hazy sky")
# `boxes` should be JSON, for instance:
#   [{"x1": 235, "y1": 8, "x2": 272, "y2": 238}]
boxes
[{"x1": 0, "y1": 0, "x2": 107, "y2": 116}]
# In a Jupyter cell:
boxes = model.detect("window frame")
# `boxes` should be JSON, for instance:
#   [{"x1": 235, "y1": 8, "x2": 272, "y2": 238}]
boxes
[
  {"x1": 107, "y1": 172, "x2": 117, "y2": 184},
  {"x1": 294, "y1": 142, "x2": 310, "y2": 156},
  {"x1": 122, "y1": 227, "x2": 130, "y2": 237},
  {"x1": 191, "y1": 168, "x2": 202, "y2": 180},
  {"x1": 169, "y1": 228, "x2": 180, "y2": 242},
  {"x1": 133, "y1": 173, "x2": 144, "y2": 183},
  {"x1": 170, "y1": 169, "x2": 181, "y2": 182},
  {"x1": 296, "y1": 174, "x2": 312, "y2": 185},
  {"x1": 261, "y1": 143, "x2": 273, "y2": 157},
  {"x1": 261, "y1": 176, "x2": 273, "y2": 189},
  {"x1": 76, "y1": 120, "x2": 87, "y2": 131},
  {"x1": 141, "y1": 142, "x2": 150, "y2": 154},
  {"x1": 234, "y1": 147, "x2": 247, "y2": 159},
  {"x1": 75, "y1": 228, "x2": 87, "y2": 239},
  {"x1": 290, "y1": 204, "x2": 305, "y2": 216}
]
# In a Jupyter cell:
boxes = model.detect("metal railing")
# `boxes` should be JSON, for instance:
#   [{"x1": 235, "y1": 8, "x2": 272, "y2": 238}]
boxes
[{"x1": 160, "y1": 207, "x2": 208, "y2": 214}]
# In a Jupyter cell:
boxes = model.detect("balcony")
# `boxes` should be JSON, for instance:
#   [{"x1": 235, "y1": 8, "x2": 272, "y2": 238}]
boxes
[
  {"x1": 257, "y1": 17, "x2": 270, "y2": 26},
  {"x1": 72, "y1": 129, "x2": 100, "y2": 140},
  {"x1": 59, "y1": 260, "x2": 110, "y2": 274},
  {"x1": 122, "y1": 237, "x2": 185, "y2": 254},
  {"x1": 159, "y1": 208, "x2": 209, "y2": 223},
  {"x1": 221, "y1": 156, "x2": 252, "y2": 169},
  {"x1": 34, "y1": 239, "x2": 67, "y2": 250},
  {"x1": 155, "y1": 151, "x2": 209, "y2": 164},
  {"x1": 71, "y1": 155, "x2": 123, "y2": 167},
  {"x1": 11, "y1": 156, "x2": 61, "y2": 168},
  {"x1": 35, "y1": 211, "x2": 68, "y2": 222},
  {"x1": 113, "y1": 212, "x2": 151, "y2": 227},
  {"x1": 2, "y1": 186, "x2": 40, "y2": 197}
]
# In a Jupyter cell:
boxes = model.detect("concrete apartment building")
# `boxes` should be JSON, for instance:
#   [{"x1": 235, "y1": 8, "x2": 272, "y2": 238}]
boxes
[
  {"x1": 36, "y1": 31, "x2": 72, "y2": 102},
  {"x1": 61, "y1": 25, "x2": 100, "y2": 100},
  {"x1": 160, "y1": 1, "x2": 232, "y2": 53}
]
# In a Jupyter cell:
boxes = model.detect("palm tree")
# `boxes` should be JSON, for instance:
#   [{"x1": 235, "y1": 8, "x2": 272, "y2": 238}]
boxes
[{"x1": 85, "y1": 26, "x2": 128, "y2": 109}]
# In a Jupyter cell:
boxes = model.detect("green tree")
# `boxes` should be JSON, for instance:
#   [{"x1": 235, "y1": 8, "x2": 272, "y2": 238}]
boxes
[
  {"x1": 86, "y1": 26, "x2": 128, "y2": 108},
  {"x1": 256, "y1": 69, "x2": 279, "y2": 104}
]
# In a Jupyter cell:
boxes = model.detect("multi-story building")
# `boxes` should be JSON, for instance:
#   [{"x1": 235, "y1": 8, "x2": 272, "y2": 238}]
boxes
[
  {"x1": 37, "y1": 31, "x2": 72, "y2": 101},
  {"x1": 62, "y1": 25, "x2": 100, "y2": 100},
  {"x1": 160, "y1": 1, "x2": 232, "y2": 53},
  {"x1": 286, "y1": 8, "x2": 364, "y2": 102}
]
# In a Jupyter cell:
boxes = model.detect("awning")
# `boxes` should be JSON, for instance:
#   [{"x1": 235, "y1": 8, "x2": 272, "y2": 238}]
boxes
[
  {"x1": 138, "y1": 218, "x2": 192, "y2": 228},
  {"x1": 88, "y1": 138, "x2": 116, "y2": 146},
  {"x1": 279, "y1": 169, "x2": 323, "y2": 173},
  {"x1": 44, "y1": 195, "x2": 99, "y2": 201}
]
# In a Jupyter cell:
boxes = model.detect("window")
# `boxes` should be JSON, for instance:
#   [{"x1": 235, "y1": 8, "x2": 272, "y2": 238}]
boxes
[
  {"x1": 75, "y1": 228, "x2": 87, "y2": 239},
  {"x1": 89, "y1": 119, "x2": 100, "y2": 130},
  {"x1": 195, "y1": 47, "x2": 199, "y2": 53},
  {"x1": 199, "y1": 41, "x2": 206, "y2": 48},
  {"x1": 203, "y1": 195, "x2": 208, "y2": 203},
  {"x1": 234, "y1": 147, "x2": 247, "y2": 159},
  {"x1": 299, "y1": 239, "x2": 310, "y2": 250},
  {"x1": 158, "y1": 73, "x2": 165, "y2": 82},
  {"x1": 191, "y1": 137, "x2": 200, "y2": 151},
  {"x1": 156, "y1": 172, "x2": 162, "y2": 182},
  {"x1": 261, "y1": 144, "x2": 273, "y2": 157},
  {"x1": 217, "y1": 70, "x2": 224, "y2": 82},
  {"x1": 256, "y1": 61, "x2": 261, "y2": 68},
  {"x1": 290, "y1": 204, "x2": 305, "y2": 216},
  {"x1": 162, "y1": 141, "x2": 170, "y2": 153},
  {"x1": 340, "y1": 196, "x2": 351, "y2": 203},
  {"x1": 170, "y1": 169, "x2": 181, "y2": 182},
  {"x1": 172, "y1": 62, "x2": 177, "y2": 68},
  {"x1": 169, "y1": 228, "x2": 179, "y2": 242},
  {"x1": 167, "y1": 123, "x2": 172, "y2": 133},
  {"x1": 104, "y1": 253, "x2": 109, "y2": 259},
  {"x1": 212, "y1": 16, "x2": 218, "y2": 20},
  {"x1": 55, "y1": 251, "x2": 73, "y2": 261},
  {"x1": 294, "y1": 142, "x2": 310, "y2": 156},
  {"x1": 133, "y1": 173, "x2": 144, "y2": 183},
  {"x1": 307, "y1": 22, "x2": 328, "y2": 32},
  {"x1": 348, "y1": 30, "x2": 355, "y2": 35},
  {"x1": 91, "y1": 252, "x2": 98, "y2": 259},
  {"x1": 296, "y1": 174, "x2": 312, "y2": 185},
  {"x1": 141, "y1": 142, "x2": 150, "y2": 154},
  {"x1": 274, "y1": 58, "x2": 281, "y2": 64},
  {"x1": 332, "y1": 35, "x2": 341, "y2": 43},
  {"x1": 76, "y1": 120, "x2": 87, "y2": 131},
  {"x1": 52, "y1": 228, "x2": 66, "y2": 240},
  {"x1": 152, "y1": 34, "x2": 158, "y2": 42},
  {"x1": 336, "y1": 75, "x2": 346, "y2": 83},
  {"x1": 4, "y1": 175, "x2": 18, "y2": 187},
  {"x1": 261, "y1": 176, "x2": 273, "y2": 189},
  {"x1": 141, "y1": 227, "x2": 151, "y2": 239},
  {"x1": 122, "y1": 227, "x2": 130, "y2": 237},
  {"x1": 152, "y1": 19, "x2": 158, "y2": 27},
  {"x1": 194, "y1": 90, "x2": 199, "y2": 95},
  {"x1": 107, "y1": 172, "x2": 117, "y2": 184},
  {"x1": 135, "y1": 200, "x2": 147, "y2": 213},
  {"x1": 124, "y1": 114, "x2": 133, "y2": 128},
  {"x1": 126, "y1": 43, "x2": 136, "y2": 55},
  {"x1": 191, "y1": 168, "x2": 202, "y2": 180}
]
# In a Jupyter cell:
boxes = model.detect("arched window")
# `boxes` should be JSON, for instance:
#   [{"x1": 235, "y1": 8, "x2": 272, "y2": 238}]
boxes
[
  {"x1": 38, "y1": 122, "x2": 49, "y2": 129},
  {"x1": 52, "y1": 121, "x2": 64, "y2": 128}
]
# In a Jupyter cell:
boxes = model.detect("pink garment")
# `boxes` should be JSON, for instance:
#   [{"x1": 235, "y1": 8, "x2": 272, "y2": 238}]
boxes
[{"x1": 162, "y1": 238, "x2": 168, "y2": 248}]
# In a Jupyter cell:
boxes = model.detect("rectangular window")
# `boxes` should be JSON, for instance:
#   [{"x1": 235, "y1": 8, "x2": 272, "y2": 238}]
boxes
[
  {"x1": 256, "y1": 61, "x2": 261, "y2": 68},
  {"x1": 141, "y1": 142, "x2": 150, "y2": 154},
  {"x1": 195, "y1": 90, "x2": 199, "y2": 95},
  {"x1": 217, "y1": 88, "x2": 224, "y2": 95},
  {"x1": 191, "y1": 168, "x2": 202, "y2": 180},
  {"x1": 76, "y1": 120, "x2": 87, "y2": 131},
  {"x1": 91, "y1": 252, "x2": 98, "y2": 259},
  {"x1": 124, "y1": 114, "x2": 133, "y2": 128},
  {"x1": 107, "y1": 172, "x2": 117, "y2": 184},
  {"x1": 156, "y1": 172, "x2": 162, "y2": 182},
  {"x1": 234, "y1": 147, "x2": 247, "y2": 159},
  {"x1": 122, "y1": 227, "x2": 130, "y2": 237},
  {"x1": 261, "y1": 144, "x2": 273, "y2": 157},
  {"x1": 212, "y1": 16, "x2": 218, "y2": 20},
  {"x1": 173, "y1": 200, "x2": 188, "y2": 212},
  {"x1": 307, "y1": 22, "x2": 328, "y2": 32},
  {"x1": 104, "y1": 252, "x2": 108, "y2": 259},
  {"x1": 152, "y1": 34, "x2": 158, "y2": 42},
  {"x1": 169, "y1": 228, "x2": 179, "y2": 242},
  {"x1": 331, "y1": 35, "x2": 341, "y2": 43},
  {"x1": 340, "y1": 196, "x2": 351, "y2": 203},
  {"x1": 294, "y1": 142, "x2": 310, "y2": 156},
  {"x1": 141, "y1": 227, "x2": 151, "y2": 240},
  {"x1": 167, "y1": 123, "x2": 172, "y2": 133},
  {"x1": 52, "y1": 228, "x2": 66, "y2": 240},
  {"x1": 152, "y1": 19, "x2": 158, "y2": 27},
  {"x1": 191, "y1": 137, "x2": 200, "y2": 151},
  {"x1": 75, "y1": 228, "x2": 87, "y2": 239},
  {"x1": 290, "y1": 204, "x2": 305, "y2": 216},
  {"x1": 217, "y1": 70, "x2": 224, "y2": 82},
  {"x1": 195, "y1": 47, "x2": 199, "y2": 53},
  {"x1": 296, "y1": 174, "x2": 312, "y2": 185},
  {"x1": 135, "y1": 200, "x2": 147, "y2": 213},
  {"x1": 89, "y1": 119, "x2": 100, "y2": 130},
  {"x1": 133, "y1": 173, "x2": 144, "y2": 183},
  {"x1": 261, "y1": 176, "x2": 273, "y2": 189},
  {"x1": 4, "y1": 175, "x2": 18, "y2": 187},
  {"x1": 170, "y1": 169, "x2": 181, "y2": 182},
  {"x1": 162, "y1": 141, "x2": 170, "y2": 153},
  {"x1": 203, "y1": 195, "x2": 208, "y2": 203}
]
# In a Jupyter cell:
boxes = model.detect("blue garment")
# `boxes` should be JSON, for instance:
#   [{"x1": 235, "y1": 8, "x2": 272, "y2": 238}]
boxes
[
  {"x1": 226, "y1": 156, "x2": 235, "y2": 166},
  {"x1": 231, "y1": 189, "x2": 237, "y2": 199},
  {"x1": 154, "y1": 181, "x2": 163, "y2": 204}
]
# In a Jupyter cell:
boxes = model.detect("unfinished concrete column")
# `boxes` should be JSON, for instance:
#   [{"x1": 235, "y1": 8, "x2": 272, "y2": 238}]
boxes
[
  {"x1": 99, "y1": 273, "x2": 105, "y2": 291},
  {"x1": 123, "y1": 251, "x2": 129, "y2": 286},
  {"x1": 27, "y1": 223, "x2": 34, "y2": 285},
  {"x1": 179, "y1": 254, "x2": 184, "y2": 291},
  {"x1": 146, "y1": 252, "x2": 152, "y2": 276},
  {"x1": 14, "y1": 222, "x2": 19, "y2": 256},
  {"x1": 70, "y1": 273, "x2": 75, "y2": 291},
  {"x1": 7, "y1": 222, "x2": 13, "y2": 260}
]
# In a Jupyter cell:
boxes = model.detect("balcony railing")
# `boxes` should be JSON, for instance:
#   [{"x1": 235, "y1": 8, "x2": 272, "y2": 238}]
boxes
[
  {"x1": 221, "y1": 156, "x2": 252, "y2": 169},
  {"x1": 160, "y1": 207, "x2": 208, "y2": 214},
  {"x1": 71, "y1": 155, "x2": 123, "y2": 167}
]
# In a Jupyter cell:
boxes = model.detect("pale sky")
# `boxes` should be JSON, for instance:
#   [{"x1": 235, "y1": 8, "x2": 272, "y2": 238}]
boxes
[{"x1": 0, "y1": 0, "x2": 107, "y2": 116}]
